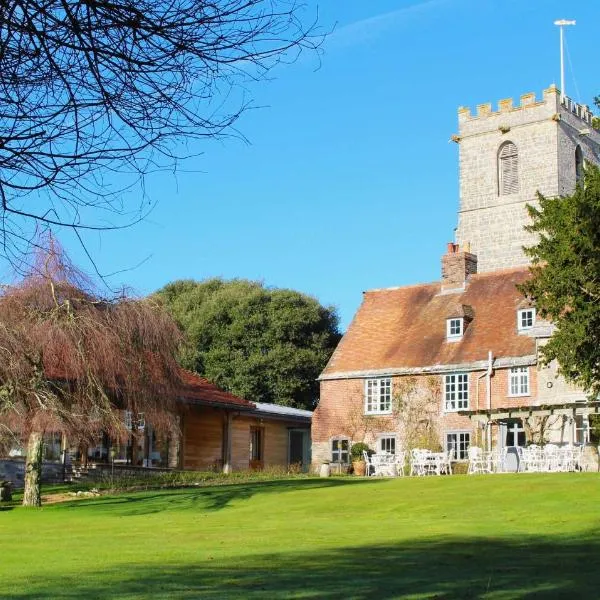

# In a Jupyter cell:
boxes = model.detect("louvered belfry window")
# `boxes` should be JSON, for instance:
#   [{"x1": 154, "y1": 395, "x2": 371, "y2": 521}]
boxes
[{"x1": 498, "y1": 142, "x2": 519, "y2": 195}]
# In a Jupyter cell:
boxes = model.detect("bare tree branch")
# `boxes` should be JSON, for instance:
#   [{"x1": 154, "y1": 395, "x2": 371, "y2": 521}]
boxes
[{"x1": 0, "y1": 0, "x2": 321, "y2": 268}]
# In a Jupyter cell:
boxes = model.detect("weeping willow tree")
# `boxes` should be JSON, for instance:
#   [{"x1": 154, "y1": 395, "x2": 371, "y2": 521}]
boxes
[{"x1": 0, "y1": 243, "x2": 183, "y2": 506}]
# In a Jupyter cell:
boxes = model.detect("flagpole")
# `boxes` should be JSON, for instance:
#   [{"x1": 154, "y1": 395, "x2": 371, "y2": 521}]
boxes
[{"x1": 553, "y1": 19, "x2": 576, "y2": 103}]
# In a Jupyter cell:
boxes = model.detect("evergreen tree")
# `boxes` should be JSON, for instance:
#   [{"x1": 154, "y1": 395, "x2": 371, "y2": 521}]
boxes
[
  {"x1": 155, "y1": 279, "x2": 341, "y2": 410},
  {"x1": 520, "y1": 165, "x2": 600, "y2": 397}
]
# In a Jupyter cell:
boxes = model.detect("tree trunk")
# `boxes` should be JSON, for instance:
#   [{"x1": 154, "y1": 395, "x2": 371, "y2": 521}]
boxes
[{"x1": 23, "y1": 431, "x2": 44, "y2": 507}]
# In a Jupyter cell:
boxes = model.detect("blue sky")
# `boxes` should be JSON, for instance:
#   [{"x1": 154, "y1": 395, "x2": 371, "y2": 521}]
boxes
[{"x1": 15, "y1": 0, "x2": 600, "y2": 330}]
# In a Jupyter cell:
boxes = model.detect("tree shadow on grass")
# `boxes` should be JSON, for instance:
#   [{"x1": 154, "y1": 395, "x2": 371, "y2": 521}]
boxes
[
  {"x1": 6, "y1": 532, "x2": 600, "y2": 599},
  {"x1": 57, "y1": 477, "x2": 390, "y2": 516}
]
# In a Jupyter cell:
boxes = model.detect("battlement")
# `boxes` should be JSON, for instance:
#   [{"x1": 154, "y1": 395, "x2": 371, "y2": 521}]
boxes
[
  {"x1": 561, "y1": 95, "x2": 595, "y2": 126},
  {"x1": 458, "y1": 85, "x2": 595, "y2": 126}
]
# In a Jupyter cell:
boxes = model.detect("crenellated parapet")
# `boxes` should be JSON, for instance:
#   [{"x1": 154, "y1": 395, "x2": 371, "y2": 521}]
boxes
[{"x1": 457, "y1": 85, "x2": 594, "y2": 127}]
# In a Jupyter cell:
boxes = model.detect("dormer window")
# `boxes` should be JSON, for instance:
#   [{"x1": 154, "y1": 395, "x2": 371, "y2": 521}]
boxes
[
  {"x1": 447, "y1": 317, "x2": 464, "y2": 340},
  {"x1": 517, "y1": 308, "x2": 535, "y2": 331}
]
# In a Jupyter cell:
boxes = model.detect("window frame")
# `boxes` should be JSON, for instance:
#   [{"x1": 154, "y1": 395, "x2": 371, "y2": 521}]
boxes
[
  {"x1": 377, "y1": 434, "x2": 397, "y2": 455},
  {"x1": 250, "y1": 426, "x2": 264, "y2": 462},
  {"x1": 446, "y1": 317, "x2": 464, "y2": 341},
  {"x1": 508, "y1": 366, "x2": 530, "y2": 397},
  {"x1": 364, "y1": 377, "x2": 392, "y2": 415},
  {"x1": 445, "y1": 431, "x2": 471, "y2": 461},
  {"x1": 575, "y1": 415, "x2": 590, "y2": 445},
  {"x1": 330, "y1": 437, "x2": 350, "y2": 464},
  {"x1": 517, "y1": 308, "x2": 536, "y2": 331},
  {"x1": 444, "y1": 373, "x2": 469, "y2": 412},
  {"x1": 498, "y1": 141, "x2": 519, "y2": 196}
]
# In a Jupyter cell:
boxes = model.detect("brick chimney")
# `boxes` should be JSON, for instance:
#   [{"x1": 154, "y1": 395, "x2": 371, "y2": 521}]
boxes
[{"x1": 441, "y1": 243, "x2": 477, "y2": 291}]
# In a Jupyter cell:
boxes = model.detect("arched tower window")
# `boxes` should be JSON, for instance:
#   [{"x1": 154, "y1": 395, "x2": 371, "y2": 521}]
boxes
[
  {"x1": 498, "y1": 142, "x2": 519, "y2": 195},
  {"x1": 575, "y1": 145, "x2": 584, "y2": 185}
]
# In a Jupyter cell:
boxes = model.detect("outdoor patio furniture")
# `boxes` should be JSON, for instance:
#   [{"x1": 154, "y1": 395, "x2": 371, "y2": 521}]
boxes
[
  {"x1": 394, "y1": 451, "x2": 406, "y2": 477},
  {"x1": 409, "y1": 449, "x2": 448, "y2": 476},
  {"x1": 369, "y1": 452, "x2": 396, "y2": 477},
  {"x1": 467, "y1": 446, "x2": 489, "y2": 475},
  {"x1": 363, "y1": 451, "x2": 374, "y2": 476},
  {"x1": 489, "y1": 447, "x2": 508, "y2": 473},
  {"x1": 410, "y1": 449, "x2": 430, "y2": 476},
  {"x1": 437, "y1": 450, "x2": 453, "y2": 475}
]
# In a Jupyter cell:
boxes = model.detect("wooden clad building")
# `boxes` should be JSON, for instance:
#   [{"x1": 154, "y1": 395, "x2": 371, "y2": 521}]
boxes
[{"x1": 167, "y1": 370, "x2": 312, "y2": 472}]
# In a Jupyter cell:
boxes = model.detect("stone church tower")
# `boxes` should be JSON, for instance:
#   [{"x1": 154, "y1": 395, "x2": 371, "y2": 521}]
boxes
[{"x1": 455, "y1": 85, "x2": 600, "y2": 272}]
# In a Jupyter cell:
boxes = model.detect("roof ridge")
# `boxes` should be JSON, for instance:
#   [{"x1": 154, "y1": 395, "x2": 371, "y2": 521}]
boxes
[{"x1": 364, "y1": 266, "x2": 530, "y2": 295}]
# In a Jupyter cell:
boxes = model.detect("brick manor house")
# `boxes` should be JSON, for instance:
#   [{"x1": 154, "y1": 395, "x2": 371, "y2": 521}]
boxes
[{"x1": 312, "y1": 85, "x2": 600, "y2": 468}]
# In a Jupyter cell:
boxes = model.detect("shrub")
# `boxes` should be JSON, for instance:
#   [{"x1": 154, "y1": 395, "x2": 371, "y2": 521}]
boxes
[{"x1": 350, "y1": 442, "x2": 371, "y2": 462}]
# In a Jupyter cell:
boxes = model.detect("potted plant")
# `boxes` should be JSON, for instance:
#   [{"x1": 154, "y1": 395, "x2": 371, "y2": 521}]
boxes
[{"x1": 350, "y1": 443, "x2": 371, "y2": 476}]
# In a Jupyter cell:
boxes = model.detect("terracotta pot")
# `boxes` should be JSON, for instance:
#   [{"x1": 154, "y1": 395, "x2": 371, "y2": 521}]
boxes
[{"x1": 353, "y1": 460, "x2": 366, "y2": 476}]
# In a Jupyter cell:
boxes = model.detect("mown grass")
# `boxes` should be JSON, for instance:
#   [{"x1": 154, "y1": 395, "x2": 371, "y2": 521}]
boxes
[{"x1": 2, "y1": 473, "x2": 599, "y2": 599}]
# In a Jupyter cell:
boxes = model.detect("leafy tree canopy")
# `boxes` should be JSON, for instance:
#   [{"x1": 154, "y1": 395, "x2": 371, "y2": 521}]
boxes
[
  {"x1": 155, "y1": 279, "x2": 341, "y2": 410},
  {"x1": 520, "y1": 165, "x2": 600, "y2": 398}
]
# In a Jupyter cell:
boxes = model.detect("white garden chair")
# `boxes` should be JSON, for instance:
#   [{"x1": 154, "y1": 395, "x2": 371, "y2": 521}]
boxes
[
  {"x1": 410, "y1": 449, "x2": 429, "y2": 477},
  {"x1": 574, "y1": 445, "x2": 586, "y2": 472},
  {"x1": 370, "y1": 452, "x2": 396, "y2": 477},
  {"x1": 394, "y1": 451, "x2": 406, "y2": 477},
  {"x1": 467, "y1": 446, "x2": 486, "y2": 475},
  {"x1": 363, "y1": 451, "x2": 375, "y2": 476},
  {"x1": 438, "y1": 450, "x2": 453, "y2": 475},
  {"x1": 543, "y1": 444, "x2": 560, "y2": 472}
]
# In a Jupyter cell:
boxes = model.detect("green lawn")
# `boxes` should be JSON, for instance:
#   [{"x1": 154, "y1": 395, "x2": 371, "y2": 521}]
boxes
[{"x1": 2, "y1": 474, "x2": 599, "y2": 599}]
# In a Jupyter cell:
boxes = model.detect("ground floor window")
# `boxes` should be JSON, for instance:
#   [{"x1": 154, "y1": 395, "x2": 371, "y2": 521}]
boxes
[
  {"x1": 250, "y1": 427, "x2": 264, "y2": 462},
  {"x1": 445, "y1": 432, "x2": 470, "y2": 460},
  {"x1": 378, "y1": 436, "x2": 396, "y2": 454},
  {"x1": 575, "y1": 415, "x2": 590, "y2": 445},
  {"x1": 331, "y1": 438, "x2": 349, "y2": 463}
]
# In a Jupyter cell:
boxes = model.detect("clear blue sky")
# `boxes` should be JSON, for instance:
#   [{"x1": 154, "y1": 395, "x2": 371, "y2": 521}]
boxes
[{"x1": 15, "y1": 0, "x2": 600, "y2": 330}]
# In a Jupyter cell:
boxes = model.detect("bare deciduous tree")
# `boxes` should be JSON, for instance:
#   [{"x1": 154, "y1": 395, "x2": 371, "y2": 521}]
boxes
[
  {"x1": 0, "y1": 241, "x2": 183, "y2": 506},
  {"x1": 0, "y1": 0, "x2": 319, "y2": 267},
  {"x1": 393, "y1": 376, "x2": 441, "y2": 452}
]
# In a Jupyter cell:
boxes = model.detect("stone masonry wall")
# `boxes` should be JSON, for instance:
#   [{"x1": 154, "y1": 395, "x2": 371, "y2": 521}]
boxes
[{"x1": 455, "y1": 86, "x2": 600, "y2": 272}]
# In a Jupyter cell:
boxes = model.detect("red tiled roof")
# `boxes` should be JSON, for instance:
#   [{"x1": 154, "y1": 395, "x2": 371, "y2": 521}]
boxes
[
  {"x1": 178, "y1": 369, "x2": 255, "y2": 409},
  {"x1": 322, "y1": 267, "x2": 535, "y2": 376}
]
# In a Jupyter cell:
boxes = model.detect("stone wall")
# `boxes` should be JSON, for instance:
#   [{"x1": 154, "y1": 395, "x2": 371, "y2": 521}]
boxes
[
  {"x1": 455, "y1": 86, "x2": 600, "y2": 272},
  {"x1": 0, "y1": 458, "x2": 67, "y2": 489}
]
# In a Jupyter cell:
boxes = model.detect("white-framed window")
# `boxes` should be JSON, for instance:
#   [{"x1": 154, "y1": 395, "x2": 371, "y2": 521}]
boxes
[
  {"x1": 365, "y1": 378, "x2": 392, "y2": 415},
  {"x1": 575, "y1": 415, "x2": 590, "y2": 445},
  {"x1": 517, "y1": 308, "x2": 536, "y2": 331},
  {"x1": 445, "y1": 431, "x2": 471, "y2": 460},
  {"x1": 498, "y1": 141, "x2": 519, "y2": 195},
  {"x1": 378, "y1": 435, "x2": 396, "y2": 455},
  {"x1": 508, "y1": 367, "x2": 530, "y2": 396},
  {"x1": 124, "y1": 410, "x2": 145, "y2": 431},
  {"x1": 444, "y1": 373, "x2": 469, "y2": 411},
  {"x1": 331, "y1": 438, "x2": 349, "y2": 463},
  {"x1": 446, "y1": 318, "x2": 464, "y2": 340}
]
